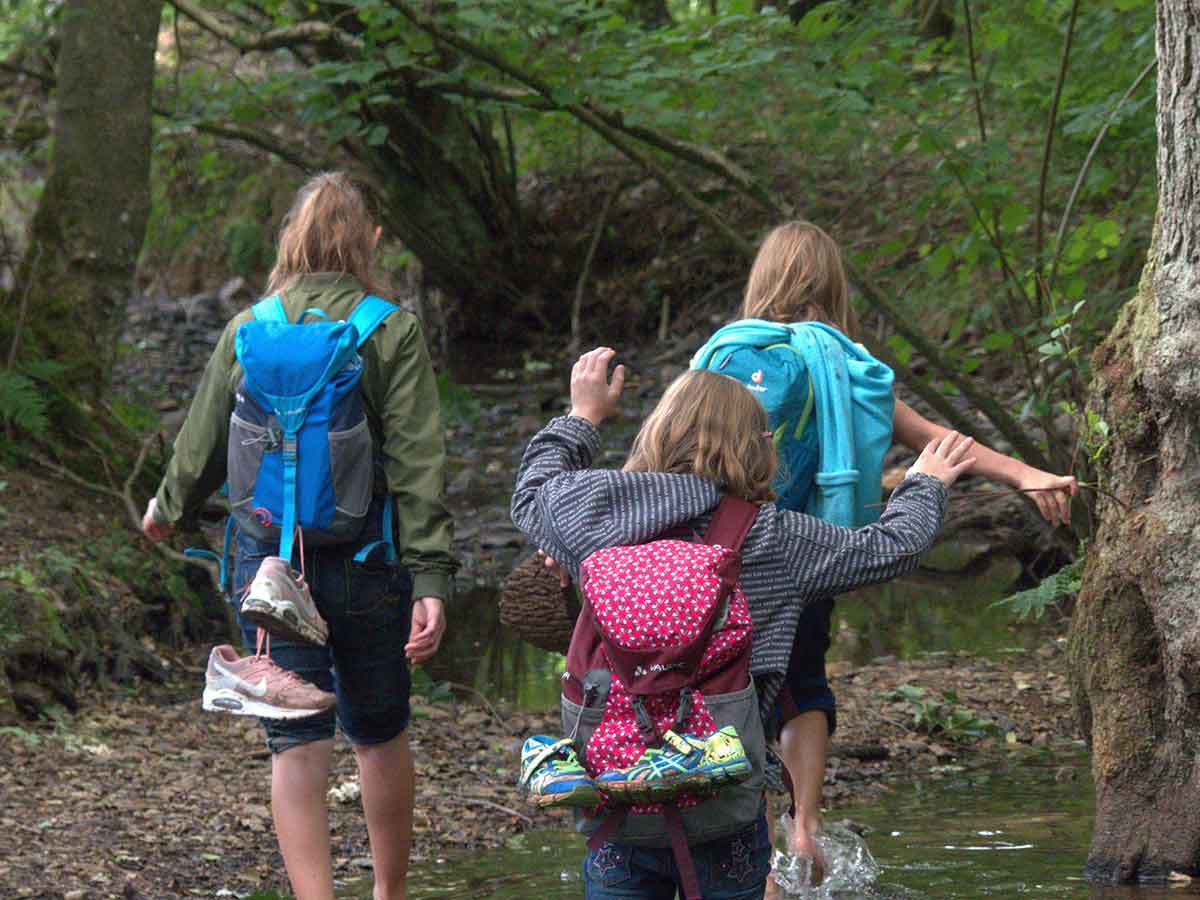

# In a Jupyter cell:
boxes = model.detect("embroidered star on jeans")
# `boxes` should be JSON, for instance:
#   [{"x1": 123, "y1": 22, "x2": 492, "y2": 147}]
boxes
[
  {"x1": 590, "y1": 844, "x2": 622, "y2": 877},
  {"x1": 721, "y1": 836, "x2": 756, "y2": 884}
]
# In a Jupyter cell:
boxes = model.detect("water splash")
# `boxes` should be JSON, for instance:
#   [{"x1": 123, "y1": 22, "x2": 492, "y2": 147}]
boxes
[{"x1": 772, "y1": 816, "x2": 882, "y2": 898}]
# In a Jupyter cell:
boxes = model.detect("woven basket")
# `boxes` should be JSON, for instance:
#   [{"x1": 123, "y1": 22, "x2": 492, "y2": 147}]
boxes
[{"x1": 498, "y1": 554, "x2": 580, "y2": 654}]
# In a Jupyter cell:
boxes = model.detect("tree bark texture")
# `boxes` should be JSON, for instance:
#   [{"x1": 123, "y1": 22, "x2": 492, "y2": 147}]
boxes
[
  {"x1": 10, "y1": 0, "x2": 161, "y2": 395},
  {"x1": 1068, "y1": 0, "x2": 1200, "y2": 882}
]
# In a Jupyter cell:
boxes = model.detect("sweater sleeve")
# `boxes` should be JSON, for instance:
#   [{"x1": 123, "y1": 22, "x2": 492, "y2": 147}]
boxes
[
  {"x1": 769, "y1": 473, "x2": 948, "y2": 597},
  {"x1": 509, "y1": 417, "x2": 722, "y2": 578}
]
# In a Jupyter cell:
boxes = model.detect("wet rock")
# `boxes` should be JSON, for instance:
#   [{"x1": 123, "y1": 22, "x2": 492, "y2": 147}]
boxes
[
  {"x1": 217, "y1": 276, "x2": 253, "y2": 317},
  {"x1": 921, "y1": 540, "x2": 991, "y2": 573},
  {"x1": 178, "y1": 291, "x2": 222, "y2": 325},
  {"x1": 479, "y1": 527, "x2": 522, "y2": 548},
  {"x1": 447, "y1": 468, "x2": 476, "y2": 496}
]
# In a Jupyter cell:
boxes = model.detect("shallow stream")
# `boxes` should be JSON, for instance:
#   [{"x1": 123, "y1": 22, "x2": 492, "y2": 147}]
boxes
[
  {"x1": 347, "y1": 551, "x2": 1195, "y2": 898},
  {"x1": 345, "y1": 754, "x2": 1198, "y2": 898}
]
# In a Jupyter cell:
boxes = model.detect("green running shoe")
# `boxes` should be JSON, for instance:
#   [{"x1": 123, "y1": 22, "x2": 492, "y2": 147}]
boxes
[
  {"x1": 519, "y1": 735, "x2": 602, "y2": 808},
  {"x1": 595, "y1": 725, "x2": 753, "y2": 803}
]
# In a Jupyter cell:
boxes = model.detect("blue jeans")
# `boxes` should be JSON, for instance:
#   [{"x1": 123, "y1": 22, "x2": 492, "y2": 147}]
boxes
[
  {"x1": 583, "y1": 814, "x2": 771, "y2": 899},
  {"x1": 232, "y1": 526, "x2": 413, "y2": 754}
]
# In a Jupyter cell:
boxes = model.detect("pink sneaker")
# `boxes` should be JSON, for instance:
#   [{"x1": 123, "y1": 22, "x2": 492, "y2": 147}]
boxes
[
  {"x1": 202, "y1": 643, "x2": 336, "y2": 719},
  {"x1": 240, "y1": 556, "x2": 329, "y2": 646}
]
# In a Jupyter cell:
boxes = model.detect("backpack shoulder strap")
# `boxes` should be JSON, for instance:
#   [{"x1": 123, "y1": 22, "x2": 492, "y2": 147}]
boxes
[
  {"x1": 703, "y1": 495, "x2": 759, "y2": 552},
  {"x1": 347, "y1": 294, "x2": 399, "y2": 349},
  {"x1": 251, "y1": 294, "x2": 289, "y2": 323}
]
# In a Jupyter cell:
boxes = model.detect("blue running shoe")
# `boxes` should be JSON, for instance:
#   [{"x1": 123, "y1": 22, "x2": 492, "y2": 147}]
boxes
[
  {"x1": 519, "y1": 736, "x2": 602, "y2": 808},
  {"x1": 595, "y1": 725, "x2": 752, "y2": 803}
]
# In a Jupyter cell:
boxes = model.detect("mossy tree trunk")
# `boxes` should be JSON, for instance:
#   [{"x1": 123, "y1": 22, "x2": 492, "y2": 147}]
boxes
[
  {"x1": 1067, "y1": 0, "x2": 1200, "y2": 883},
  {"x1": 9, "y1": 0, "x2": 161, "y2": 397}
]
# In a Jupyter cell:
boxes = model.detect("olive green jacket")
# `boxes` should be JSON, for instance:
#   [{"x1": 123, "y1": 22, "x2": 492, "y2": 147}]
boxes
[{"x1": 154, "y1": 273, "x2": 455, "y2": 600}]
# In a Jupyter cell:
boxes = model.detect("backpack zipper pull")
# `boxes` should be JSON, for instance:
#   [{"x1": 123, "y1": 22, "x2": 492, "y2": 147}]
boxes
[
  {"x1": 632, "y1": 696, "x2": 661, "y2": 746},
  {"x1": 567, "y1": 681, "x2": 599, "y2": 745}
]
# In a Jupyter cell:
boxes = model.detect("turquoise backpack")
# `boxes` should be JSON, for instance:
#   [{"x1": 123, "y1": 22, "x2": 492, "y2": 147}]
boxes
[{"x1": 691, "y1": 319, "x2": 895, "y2": 528}]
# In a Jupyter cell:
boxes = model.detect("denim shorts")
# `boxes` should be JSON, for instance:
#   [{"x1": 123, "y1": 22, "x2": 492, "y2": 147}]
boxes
[
  {"x1": 231, "y1": 527, "x2": 413, "y2": 754},
  {"x1": 582, "y1": 814, "x2": 771, "y2": 900},
  {"x1": 774, "y1": 596, "x2": 837, "y2": 738}
]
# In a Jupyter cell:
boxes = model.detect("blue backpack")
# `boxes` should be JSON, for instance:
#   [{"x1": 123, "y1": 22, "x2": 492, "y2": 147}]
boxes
[
  {"x1": 691, "y1": 319, "x2": 895, "y2": 528},
  {"x1": 225, "y1": 293, "x2": 399, "y2": 567}
]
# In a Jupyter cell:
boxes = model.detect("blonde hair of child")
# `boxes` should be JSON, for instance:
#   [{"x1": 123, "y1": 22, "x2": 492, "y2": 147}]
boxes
[
  {"x1": 741, "y1": 220, "x2": 858, "y2": 337},
  {"x1": 624, "y1": 370, "x2": 777, "y2": 504},
  {"x1": 266, "y1": 171, "x2": 389, "y2": 298}
]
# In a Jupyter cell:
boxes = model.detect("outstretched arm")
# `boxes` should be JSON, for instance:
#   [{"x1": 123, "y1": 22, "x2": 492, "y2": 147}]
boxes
[{"x1": 892, "y1": 398, "x2": 1077, "y2": 526}]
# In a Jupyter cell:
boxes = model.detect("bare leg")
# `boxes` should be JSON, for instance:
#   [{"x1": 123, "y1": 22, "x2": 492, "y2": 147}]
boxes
[
  {"x1": 272, "y1": 738, "x2": 336, "y2": 900},
  {"x1": 355, "y1": 730, "x2": 415, "y2": 900},
  {"x1": 765, "y1": 795, "x2": 781, "y2": 900},
  {"x1": 779, "y1": 710, "x2": 829, "y2": 884}
]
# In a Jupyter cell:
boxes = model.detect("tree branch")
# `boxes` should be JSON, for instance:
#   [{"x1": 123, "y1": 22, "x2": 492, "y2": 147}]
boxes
[
  {"x1": 167, "y1": 0, "x2": 363, "y2": 54},
  {"x1": 390, "y1": 0, "x2": 1049, "y2": 465},
  {"x1": 961, "y1": 0, "x2": 987, "y2": 143},
  {"x1": 153, "y1": 107, "x2": 321, "y2": 171},
  {"x1": 393, "y1": 3, "x2": 783, "y2": 218},
  {"x1": 40, "y1": 445, "x2": 221, "y2": 590},
  {"x1": 861, "y1": 335, "x2": 983, "y2": 441},
  {"x1": 849, "y1": 268, "x2": 1052, "y2": 470},
  {"x1": 1033, "y1": 0, "x2": 1080, "y2": 306},
  {"x1": 1048, "y1": 56, "x2": 1157, "y2": 297},
  {"x1": 570, "y1": 186, "x2": 620, "y2": 356}
]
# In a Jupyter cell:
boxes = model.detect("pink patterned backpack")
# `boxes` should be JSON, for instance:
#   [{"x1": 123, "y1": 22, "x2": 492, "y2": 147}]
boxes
[{"x1": 562, "y1": 496, "x2": 766, "y2": 899}]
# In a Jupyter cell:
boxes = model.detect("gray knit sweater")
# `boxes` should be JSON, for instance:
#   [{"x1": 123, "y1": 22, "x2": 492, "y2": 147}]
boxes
[{"x1": 510, "y1": 416, "x2": 948, "y2": 708}]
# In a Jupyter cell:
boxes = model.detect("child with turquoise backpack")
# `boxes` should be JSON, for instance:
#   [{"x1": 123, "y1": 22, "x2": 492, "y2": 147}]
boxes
[{"x1": 691, "y1": 221, "x2": 1077, "y2": 885}]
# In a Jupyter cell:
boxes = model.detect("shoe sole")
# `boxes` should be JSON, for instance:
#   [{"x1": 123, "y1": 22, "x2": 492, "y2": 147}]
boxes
[
  {"x1": 598, "y1": 760, "x2": 753, "y2": 803},
  {"x1": 202, "y1": 686, "x2": 332, "y2": 720},
  {"x1": 523, "y1": 784, "x2": 603, "y2": 808},
  {"x1": 241, "y1": 599, "x2": 328, "y2": 646}
]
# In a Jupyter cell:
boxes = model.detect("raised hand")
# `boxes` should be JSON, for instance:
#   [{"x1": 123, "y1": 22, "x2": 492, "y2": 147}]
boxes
[{"x1": 568, "y1": 346, "x2": 625, "y2": 427}]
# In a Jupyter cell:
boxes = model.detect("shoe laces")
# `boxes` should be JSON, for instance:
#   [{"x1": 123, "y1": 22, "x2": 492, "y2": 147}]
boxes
[
  {"x1": 251, "y1": 628, "x2": 317, "y2": 691},
  {"x1": 294, "y1": 526, "x2": 308, "y2": 583}
]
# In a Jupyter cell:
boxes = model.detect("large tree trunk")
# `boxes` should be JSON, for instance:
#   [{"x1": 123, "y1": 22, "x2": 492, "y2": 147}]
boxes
[
  {"x1": 1067, "y1": 0, "x2": 1200, "y2": 883},
  {"x1": 9, "y1": 0, "x2": 161, "y2": 397}
]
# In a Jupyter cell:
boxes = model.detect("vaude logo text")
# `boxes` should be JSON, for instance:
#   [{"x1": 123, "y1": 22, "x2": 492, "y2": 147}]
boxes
[{"x1": 633, "y1": 662, "x2": 684, "y2": 677}]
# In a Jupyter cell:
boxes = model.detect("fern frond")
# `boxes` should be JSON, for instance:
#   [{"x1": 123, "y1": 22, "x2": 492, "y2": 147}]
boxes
[
  {"x1": 0, "y1": 370, "x2": 49, "y2": 437},
  {"x1": 21, "y1": 359, "x2": 67, "y2": 383},
  {"x1": 991, "y1": 558, "x2": 1084, "y2": 621}
]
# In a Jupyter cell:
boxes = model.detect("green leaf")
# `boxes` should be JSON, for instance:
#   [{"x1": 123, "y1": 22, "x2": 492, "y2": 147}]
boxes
[
  {"x1": 984, "y1": 26, "x2": 1010, "y2": 50},
  {"x1": 384, "y1": 43, "x2": 410, "y2": 70},
  {"x1": 999, "y1": 202, "x2": 1029, "y2": 232},
  {"x1": 927, "y1": 244, "x2": 953, "y2": 276},
  {"x1": 887, "y1": 334, "x2": 913, "y2": 365},
  {"x1": 981, "y1": 330, "x2": 1015, "y2": 352},
  {"x1": 1094, "y1": 219, "x2": 1121, "y2": 247}
]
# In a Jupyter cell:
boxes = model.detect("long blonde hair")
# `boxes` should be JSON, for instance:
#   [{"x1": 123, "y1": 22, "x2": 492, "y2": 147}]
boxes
[
  {"x1": 624, "y1": 370, "x2": 776, "y2": 504},
  {"x1": 266, "y1": 171, "x2": 389, "y2": 297},
  {"x1": 741, "y1": 220, "x2": 857, "y2": 337}
]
